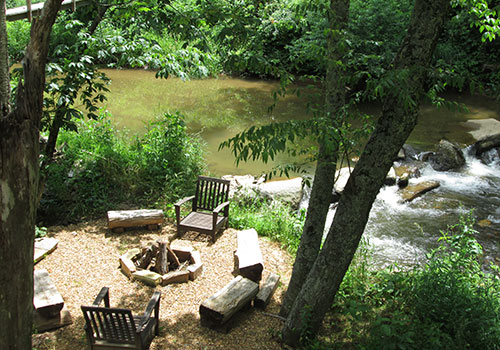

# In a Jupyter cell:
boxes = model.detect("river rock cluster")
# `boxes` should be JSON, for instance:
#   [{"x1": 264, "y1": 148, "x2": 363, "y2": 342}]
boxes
[{"x1": 223, "y1": 133, "x2": 500, "y2": 207}]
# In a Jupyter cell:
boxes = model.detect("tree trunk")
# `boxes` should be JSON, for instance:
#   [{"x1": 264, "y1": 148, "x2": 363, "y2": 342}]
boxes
[
  {"x1": 281, "y1": 0, "x2": 451, "y2": 346},
  {"x1": 0, "y1": 1, "x2": 61, "y2": 349},
  {"x1": 0, "y1": 0, "x2": 9, "y2": 116},
  {"x1": 88, "y1": 2, "x2": 109, "y2": 35},
  {"x1": 44, "y1": 108, "x2": 65, "y2": 161},
  {"x1": 279, "y1": 0, "x2": 349, "y2": 318}
]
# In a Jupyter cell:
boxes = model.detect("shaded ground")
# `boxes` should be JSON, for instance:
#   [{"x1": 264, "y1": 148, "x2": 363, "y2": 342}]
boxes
[{"x1": 33, "y1": 219, "x2": 294, "y2": 350}]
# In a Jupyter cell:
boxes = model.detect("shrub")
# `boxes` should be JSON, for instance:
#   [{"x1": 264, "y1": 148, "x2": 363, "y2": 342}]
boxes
[
  {"x1": 39, "y1": 111, "x2": 205, "y2": 224},
  {"x1": 325, "y1": 213, "x2": 500, "y2": 350}
]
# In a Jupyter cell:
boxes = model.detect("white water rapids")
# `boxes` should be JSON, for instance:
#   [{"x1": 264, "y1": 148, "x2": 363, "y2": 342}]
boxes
[{"x1": 302, "y1": 149, "x2": 500, "y2": 267}]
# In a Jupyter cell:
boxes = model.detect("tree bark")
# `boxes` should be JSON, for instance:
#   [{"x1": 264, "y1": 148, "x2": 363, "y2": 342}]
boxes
[
  {"x1": 0, "y1": 1, "x2": 61, "y2": 349},
  {"x1": 0, "y1": 0, "x2": 9, "y2": 116},
  {"x1": 279, "y1": 0, "x2": 349, "y2": 318},
  {"x1": 281, "y1": 0, "x2": 451, "y2": 346}
]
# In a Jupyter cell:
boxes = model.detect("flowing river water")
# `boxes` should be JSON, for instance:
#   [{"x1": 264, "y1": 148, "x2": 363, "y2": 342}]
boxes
[{"x1": 101, "y1": 69, "x2": 500, "y2": 266}]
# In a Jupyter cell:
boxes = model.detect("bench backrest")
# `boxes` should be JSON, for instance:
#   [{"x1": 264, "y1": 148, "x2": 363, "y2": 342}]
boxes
[
  {"x1": 193, "y1": 176, "x2": 230, "y2": 212},
  {"x1": 81, "y1": 305, "x2": 138, "y2": 346}
]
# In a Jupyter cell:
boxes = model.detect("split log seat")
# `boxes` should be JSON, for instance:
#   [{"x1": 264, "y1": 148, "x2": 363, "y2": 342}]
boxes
[
  {"x1": 200, "y1": 276, "x2": 259, "y2": 329},
  {"x1": 234, "y1": 229, "x2": 264, "y2": 282},
  {"x1": 34, "y1": 269, "x2": 64, "y2": 318},
  {"x1": 107, "y1": 209, "x2": 164, "y2": 233},
  {"x1": 33, "y1": 269, "x2": 73, "y2": 332},
  {"x1": 254, "y1": 273, "x2": 280, "y2": 309}
]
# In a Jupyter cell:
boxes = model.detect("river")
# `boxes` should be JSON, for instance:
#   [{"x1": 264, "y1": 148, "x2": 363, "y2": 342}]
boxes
[{"x1": 100, "y1": 69, "x2": 500, "y2": 266}]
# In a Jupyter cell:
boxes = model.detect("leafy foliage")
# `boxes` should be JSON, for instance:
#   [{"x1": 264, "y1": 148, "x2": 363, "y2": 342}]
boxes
[
  {"x1": 39, "y1": 111, "x2": 205, "y2": 224},
  {"x1": 321, "y1": 213, "x2": 500, "y2": 350}
]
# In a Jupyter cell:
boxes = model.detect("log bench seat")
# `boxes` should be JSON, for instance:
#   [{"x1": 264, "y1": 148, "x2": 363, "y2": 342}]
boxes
[
  {"x1": 107, "y1": 209, "x2": 164, "y2": 233},
  {"x1": 34, "y1": 269, "x2": 72, "y2": 332},
  {"x1": 199, "y1": 276, "x2": 259, "y2": 330}
]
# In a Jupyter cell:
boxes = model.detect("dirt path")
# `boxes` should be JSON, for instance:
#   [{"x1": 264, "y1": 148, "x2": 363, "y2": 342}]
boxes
[{"x1": 33, "y1": 220, "x2": 293, "y2": 350}]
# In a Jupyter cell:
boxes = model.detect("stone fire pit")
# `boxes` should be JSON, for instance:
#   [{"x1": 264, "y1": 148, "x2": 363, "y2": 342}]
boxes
[{"x1": 119, "y1": 241, "x2": 203, "y2": 286}]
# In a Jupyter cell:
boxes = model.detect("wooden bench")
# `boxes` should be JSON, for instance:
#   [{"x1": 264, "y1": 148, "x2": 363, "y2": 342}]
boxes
[
  {"x1": 200, "y1": 276, "x2": 258, "y2": 329},
  {"x1": 107, "y1": 209, "x2": 164, "y2": 233}
]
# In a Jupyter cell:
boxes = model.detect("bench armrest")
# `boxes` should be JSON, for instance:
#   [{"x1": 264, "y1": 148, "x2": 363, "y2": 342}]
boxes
[
  {"x1": 92, "y1": 287, "x2": 110, "y2": 307},
  {"x1": 174, "y1": 195, "x2": 195, "y2": 208},
  {"x1": 213, "y1": 201, "x2": 230, "y2": 229},
  {"x1": 137, "y1": 291, "x2": 161, "y2": 332},
  {"x1": 213, "y1": 201, "x2": 230, "y2": 215},
  {"x1": 175, "y1": 196, "x2": 195, "y2": 225}
]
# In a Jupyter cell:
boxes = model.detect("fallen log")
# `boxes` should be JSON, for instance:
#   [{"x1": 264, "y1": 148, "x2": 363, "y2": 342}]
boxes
[
  {"x1": 107, "y1": 209, "x2": 164, "y2": 232},
  {"x1": 235, "y1": 229, "x2": 264, "y2": 282},
  {"x1": 200, "y1": 275, "x2": 259, "y2": 328},
  {"x1": 254, "y1": 273, "x2": 280, "y2": 309}
]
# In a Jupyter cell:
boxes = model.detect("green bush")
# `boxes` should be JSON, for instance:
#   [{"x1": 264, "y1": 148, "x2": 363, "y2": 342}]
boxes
[
  {"x1": 39, "y1": 111, "x2": 205, "y2": 224},
  {"x1": 329, "y1": 213, "x2": 500, "y2": 350},
  {"x1": 6, "y1": 20, "x2": 31, "y2": 62}
]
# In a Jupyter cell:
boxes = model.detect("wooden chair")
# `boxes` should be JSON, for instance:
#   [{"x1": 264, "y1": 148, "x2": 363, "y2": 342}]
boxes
[
  {"x1": 81, "y1": 287, "x2": 161, "y2": 350},
  {"x1": 175, "y1": 176, "x2": 230, "y2": 242}
]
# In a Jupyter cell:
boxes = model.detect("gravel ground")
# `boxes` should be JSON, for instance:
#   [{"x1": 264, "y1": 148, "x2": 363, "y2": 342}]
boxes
[{"x1": 33, "y1": 219, "x2": 293, "y2": 350}]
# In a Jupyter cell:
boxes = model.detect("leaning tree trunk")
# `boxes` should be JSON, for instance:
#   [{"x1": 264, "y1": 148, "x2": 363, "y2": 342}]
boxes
[
  {"x1": 279, "y1": 0, "x2": 350, "y2": 318},
  {"x1": 281, "y1": 0, "x2": 451, "y2": 346},
  {"x1": 0, "y1": 1, "x2": 61, "y2": 349}
]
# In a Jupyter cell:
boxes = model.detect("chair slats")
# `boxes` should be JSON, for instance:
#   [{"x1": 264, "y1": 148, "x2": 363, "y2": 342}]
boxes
[{"x1": 176, "y1": 176, "x2": 231, "y2": 241}]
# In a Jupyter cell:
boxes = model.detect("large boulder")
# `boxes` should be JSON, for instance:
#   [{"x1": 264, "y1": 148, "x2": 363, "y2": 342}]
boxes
[
  {"x1": 429, "y1": 139, "x2": 466, "y2": 171},
  {"x1": 471, "y1": 133, "x2": 500, "y2": 163},
  {"x1": 256, "y1": 177, "x2": 303, "y2": 209},
  {"x1": 397, "y1": 144, "x2": 419, "y2": 161}
]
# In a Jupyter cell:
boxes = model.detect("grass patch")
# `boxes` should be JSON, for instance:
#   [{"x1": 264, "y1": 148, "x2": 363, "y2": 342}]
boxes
[{"x1": 229, "y1": 195, "x2": 305, "y2": 255}]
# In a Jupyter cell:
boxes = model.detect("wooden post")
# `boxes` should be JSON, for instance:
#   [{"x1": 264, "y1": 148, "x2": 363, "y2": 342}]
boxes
[{"x1": 26, "y1": 0, "x2": 32, "y2": 22}]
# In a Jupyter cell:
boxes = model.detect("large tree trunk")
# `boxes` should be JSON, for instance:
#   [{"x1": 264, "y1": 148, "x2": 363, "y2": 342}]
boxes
[
  {"x1": 281, "y1": 0, "x2": 451, "y2": 346},
  {"x1": 279, "y1": 0, "x2": 349, "y2": 317},
  {"x1": 0, "y1": 1, "x2": 61, "y2": 349},
  {"x1": 0, "y1": 0, "x2": 9, "y2": 115}
]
